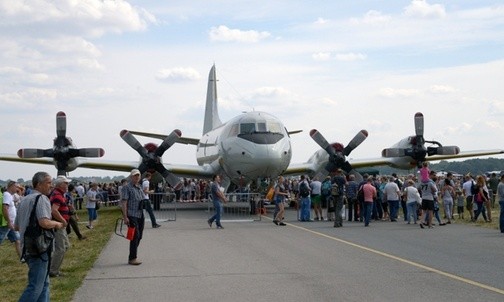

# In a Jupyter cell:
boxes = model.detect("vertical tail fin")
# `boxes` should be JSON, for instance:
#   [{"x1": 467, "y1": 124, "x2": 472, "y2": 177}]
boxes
[{"x1": 203, "y1": 64, "x2": 222, "y2": 135}]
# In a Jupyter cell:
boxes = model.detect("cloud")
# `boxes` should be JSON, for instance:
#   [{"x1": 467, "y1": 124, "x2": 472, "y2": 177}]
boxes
[
  {"x1": 312, "y1": 52, "x2": 331, "y2": 61},
  {"x1": 155, "y1": 67, "x2": 201, "y2": 82},
  {"x1": 378, "y1": 87, "x2": 422, "y2": 98},
  {"x1": 429, "y1": 85, "x2": 457, "y2": 94},
  {"x1": 403, "y1": 0, "x2": 446, "y2": 19},
  {"x1": 314, "y1": 17, "x2": 329, "y2": 25},
  {"x1": 0, "y1": 88, "x2": 58, "y2": 108},
  {"x1": 209, "y1": 25, "x2": 271, "y2": 43},
  {"x1": 251, "y1": 86, "x2": 292, "y2": 98},
  {"x1": 350, "y1": 10, "x2": 391, "y2": 25},
  {"x1": 335, "y1": 52, "x2": 367, "y2": 61},
  {"x1": 0, "y1": 0, "x2": 156, "y2": 37}
]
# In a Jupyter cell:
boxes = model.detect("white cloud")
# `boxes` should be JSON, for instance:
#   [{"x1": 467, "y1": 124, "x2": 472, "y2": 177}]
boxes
[
  {"x1": 314, "y1": 17, "x2": 329, "y2": 25},
  {"x1": 351, "y1": 10, "x2": 391, "y2": 25},
  {"x1": 251, "y1": 86, "x2": 292, "y2": 98},
  {"x1": 0, "y1": 0, "x2": 155, "y2": 37},
  {"x1": 312, "y1": 52, "x2": 331, "y2": 61},
  {"x1": 156, "y1": 67, "x2": 201, "y2": 82},
  {"x1": 335, "y1": 52, "x2": 367, "y2": 61},
  {"x1": 209, "y1": 25, "x2": 271, "y2": 43},
  {"x1": 429, "y1": 85, "x2": 457, "y2": 94},
  {"x1": 403, "y1": 0, "x2": 446, "y2": 19},
  {"x1": 378, "y1": 87, "x2": 422, "y2": 98}
]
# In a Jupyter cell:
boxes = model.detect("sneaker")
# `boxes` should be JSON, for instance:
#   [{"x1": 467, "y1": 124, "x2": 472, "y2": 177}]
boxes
[
  {"x1": 273, "y1": 220, "x2": 279, "y2": 225},
  {"x1": 207, "y1": 219, "x2": 212, "y2": 228},
  {"x1": 128, "y1": 259, "x2": 142, "y2": 265},
  {"x1": 78, "y1": 235, "x2": 87, "y2": 240},
  {"x1": 216, "y1": 225, "x2": 224, "y2": 229},
  {"x1": 86, "y1": 225, "x2": 93, "y2": 229},
  {"x1": 279, "y1": 222, "x2": 286, "y2": 226},
  {"x1": 153, "y1": 224, "x2": 161, "y2": 228},
  {"x1": 420, "y1": 223, "x2": 425, "y2": 229}
]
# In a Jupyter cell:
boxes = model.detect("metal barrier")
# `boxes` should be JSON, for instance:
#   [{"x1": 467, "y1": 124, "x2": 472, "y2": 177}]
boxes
[
  {"x1": 148, "y1": 192, "x2": 177, "y2": 222},
  {"x1": 208, "y1": 193, "x2": 263, "y2": 221}
]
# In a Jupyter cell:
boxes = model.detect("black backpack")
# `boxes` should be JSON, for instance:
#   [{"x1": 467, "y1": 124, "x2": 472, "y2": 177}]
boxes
[
  {"x1": 299, "y1": 182, "x2": 310, "y2": 198},
  {"x1": 470, "y1": 182, "x2": 478, "y2": 195}
]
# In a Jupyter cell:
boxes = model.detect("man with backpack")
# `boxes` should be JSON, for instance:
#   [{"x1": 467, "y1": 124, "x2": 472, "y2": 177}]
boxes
[
  {"x1": 15, "y1": 172, "x2": 65, "y2": 302},
  {"x1": 320, "y1": 176, "x2": 332, "y2": 221},
  {"x1": 346, "y1": 175, "x2": 359, "y2": 222},
  {"x1": 298, "y1": 175, "x2": 312, "y2": 221},
  {"x1": 332, "y1": 169, "x2": 347, "y2": 228}
]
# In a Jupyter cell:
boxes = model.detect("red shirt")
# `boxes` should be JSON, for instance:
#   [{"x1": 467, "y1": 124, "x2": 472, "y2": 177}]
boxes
[
  {"x1": 50, "y1": 188, "x2": 71, "y2": 222},
  {"x1": 363, "y1": 183, "x2": 377, "y2": 203}
]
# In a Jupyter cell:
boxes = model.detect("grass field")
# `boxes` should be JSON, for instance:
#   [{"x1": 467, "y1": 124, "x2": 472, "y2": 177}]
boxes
[
  {"x1": 0, "y1": 206, "x2": 121, "y2": 302},
  {"x1": 0, "y1": 204, "x2": 500, "y2": 302}
]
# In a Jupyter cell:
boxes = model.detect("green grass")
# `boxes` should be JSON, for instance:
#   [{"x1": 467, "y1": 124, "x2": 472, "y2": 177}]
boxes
[{"x1": 0, "y1": 206, "x2": 121, "y2": 302}]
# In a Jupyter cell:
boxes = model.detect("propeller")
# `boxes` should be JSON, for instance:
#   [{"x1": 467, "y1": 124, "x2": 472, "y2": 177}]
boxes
[
  {"x1": 120, "y1": 129, "x2": 182, "y2": 187},
  {"x1": 17, "y1": 111, "x2": 105, "y2": 176},
  {"x1": 310, "y1": 129, "x2": 368, "y2": 182},
  {"x1": 382, "y1": 112, "x2": 460, "y2": 167}
]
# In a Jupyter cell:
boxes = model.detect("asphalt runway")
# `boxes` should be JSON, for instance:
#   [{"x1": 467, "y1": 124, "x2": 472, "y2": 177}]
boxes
[{"x1": 72, "y1": 209, "x2": 504, "y2": 302}]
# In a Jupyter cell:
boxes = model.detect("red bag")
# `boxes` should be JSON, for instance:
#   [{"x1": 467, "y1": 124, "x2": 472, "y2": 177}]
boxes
[{"x1": 126, "y1": 226, "x2": 136, "y2": 240}]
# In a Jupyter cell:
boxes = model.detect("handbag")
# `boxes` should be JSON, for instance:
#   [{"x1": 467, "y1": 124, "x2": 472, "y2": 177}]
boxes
[{"x1": 23, "y1": 195, "x2": 55, "y2": 257}]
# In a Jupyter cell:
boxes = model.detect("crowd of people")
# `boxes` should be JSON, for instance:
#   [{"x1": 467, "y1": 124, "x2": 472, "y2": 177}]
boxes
[{"x1": 267, "y1": 168, "x2": 504, "y2": 232}]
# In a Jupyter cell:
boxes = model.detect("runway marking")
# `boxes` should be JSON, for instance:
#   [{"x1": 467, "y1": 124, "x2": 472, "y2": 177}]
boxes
[{"x1": 283, "y1": 220, "x2": 504, "y2": 295}]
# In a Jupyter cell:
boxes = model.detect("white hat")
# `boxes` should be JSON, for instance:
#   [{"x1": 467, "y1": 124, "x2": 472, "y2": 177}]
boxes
[
  {"x1": 130, "y1": 169, "x2": 141, "y2": 176},
  {"x1": 54, "y1": 176, "x2": 72, "y2": 185}
]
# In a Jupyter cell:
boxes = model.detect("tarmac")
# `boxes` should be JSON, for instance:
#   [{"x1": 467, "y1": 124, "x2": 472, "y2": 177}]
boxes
[{"x1": 72, "y1": 207, "x2": 504, "y2": 302}]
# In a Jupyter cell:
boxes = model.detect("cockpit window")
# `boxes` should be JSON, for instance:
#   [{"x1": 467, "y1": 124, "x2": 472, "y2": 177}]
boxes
[
  {"x1": 238, "y1": 122, "x2": 283, "y2": 135},
  {"x1": 268, "y1": 123, "x2": 282, "y2": 134},
  {"x1": 240, "y1": 123, "x2": 255, "y2": 134}
]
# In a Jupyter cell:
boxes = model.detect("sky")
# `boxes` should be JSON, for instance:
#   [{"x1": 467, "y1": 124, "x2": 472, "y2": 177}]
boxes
[{"x1": 0, "y1": 0, "x2": 503, "y2": 181}]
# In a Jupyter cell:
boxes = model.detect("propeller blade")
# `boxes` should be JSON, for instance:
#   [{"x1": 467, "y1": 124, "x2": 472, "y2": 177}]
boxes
[
  {"x1": 17, "y1": 148, "x2": 53, "y2": 158},
  {"x1": 343, "y1": 130, "x2": 368, "y2": 156},
  {"x1": 382, "y1": 148, "x2": 406, "y2": 157},
  {"x1": 160, "y1": 169, "x2": 181, "y2": 188},
  {"x1": 414, "y1": 112, "x2": 424, "y2": 137},
  {"x1": 120, "y1": 130, "x2": 148, "y2": 158},
  {"x1": 56, "y1": 111, "x2": 67, "y2": 138},
  {"x1": 348, "y1": 169, "x2": 363, "y2": 183},
  {"x1": 155, "y1": 129, "x2": 182, "y2": 157},
  {"x1": 433, "y1": 146, "x2": 460, "y2": 156},
  {"x1": 310, "y1": 129, "x2": 335, "y2": 156},
  {"x1": 76, "y1": 148, "x2": 105, "y2": 158}
]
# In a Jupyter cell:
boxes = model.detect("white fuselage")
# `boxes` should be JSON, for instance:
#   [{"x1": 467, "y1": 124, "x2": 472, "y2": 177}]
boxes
[{"x1": 196, "y1": 111, "x2": 292, "y2": 185}]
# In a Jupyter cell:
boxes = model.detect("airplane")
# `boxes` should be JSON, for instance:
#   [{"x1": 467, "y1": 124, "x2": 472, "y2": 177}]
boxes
[
  {"x1": 378, "y1": 112, "x2": 504, "y2": 169},
  {"x1": 0, "y1": 111, "x2": 105, "y2": 176},
  {"x1": 0, "y1": 65, "x2": 503, "y2": 189}
]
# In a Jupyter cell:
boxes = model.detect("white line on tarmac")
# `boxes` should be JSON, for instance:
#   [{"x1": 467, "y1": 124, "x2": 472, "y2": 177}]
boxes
[{"x1": 268, "y1": 217, "x2": 504, "y2": 296}]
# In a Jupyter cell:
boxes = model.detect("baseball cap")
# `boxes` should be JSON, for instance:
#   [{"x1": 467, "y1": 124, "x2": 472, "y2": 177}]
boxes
[
  {"x1": 130, "y1": 169, "x2": 141, "y2": 176},
  {"x1": 54, "y1": 176, "x2": 72, "y2": 185}
]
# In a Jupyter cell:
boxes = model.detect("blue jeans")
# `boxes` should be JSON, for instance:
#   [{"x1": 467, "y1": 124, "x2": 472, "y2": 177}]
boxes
[
  {"x1": 19, "y1": 252, "x2": 50, "y2": 302},
  {"x1": 499, "y1": 200, "x2": 504, "y2": 233},
  {"x1": 363, "y1": 202, "x2": 373, "y2": 226},
  {"x1": 388, "y1": 200, "x2": 399, "y2": 221},
  {"x1": 406, "y1": 202, "x2": 418, "y2": 223},
  {"x1": 209, "y1": 200, "x2": 223, "y2": 227},
  {"x1": 300, "y1": 197, "x2": 311, "y2": 221}
]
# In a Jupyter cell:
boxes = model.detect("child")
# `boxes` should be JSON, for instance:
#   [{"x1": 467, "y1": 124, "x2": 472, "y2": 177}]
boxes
[
  {"x1": 456, "y1": 190, "x2": 464, "y2": 219},
  {"x1": 419, "y1": 162, "x2": 430, "y2": 183}
]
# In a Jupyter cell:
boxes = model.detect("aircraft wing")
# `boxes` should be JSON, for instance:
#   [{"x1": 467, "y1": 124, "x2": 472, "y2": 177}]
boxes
[
  {"x1": 282, "y1": 157, "x2": 392, "y2": 177},
  {"x1": 0, "y1": 154, "x2": 55, "y2": 166},
  {"x1": 423, "y1": 149, "x2": 504, "y2": 162},
  {"x1": 0, "y1": 153, "x2": 217, "y2": 179},
  {"x1": 128, "y1": 130, "x2": 199, "y2": 145}
]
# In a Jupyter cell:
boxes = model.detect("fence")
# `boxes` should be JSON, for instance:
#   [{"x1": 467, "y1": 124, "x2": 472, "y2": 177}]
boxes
[{"x1": 208, "y1": 192, "x2": 263, "y2": 221}]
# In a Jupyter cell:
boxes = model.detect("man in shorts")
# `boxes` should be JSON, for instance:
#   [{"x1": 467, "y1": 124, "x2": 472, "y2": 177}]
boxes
[
  {"x1": 419, "y1": 171, "x2": 438, "y2": 229},
  {"x1": 0, "y1": 181, "x2": 22, "y2": 258}
]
